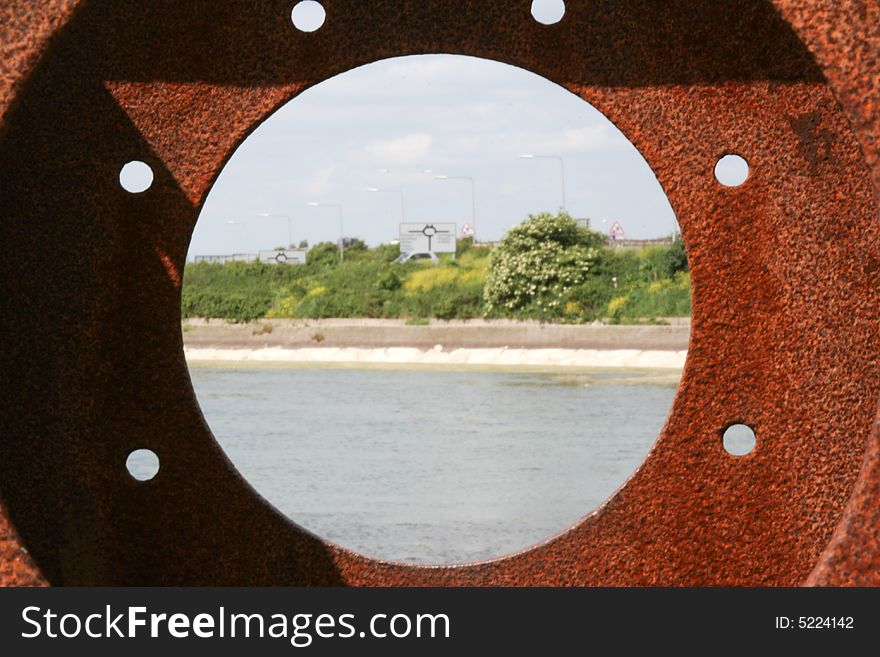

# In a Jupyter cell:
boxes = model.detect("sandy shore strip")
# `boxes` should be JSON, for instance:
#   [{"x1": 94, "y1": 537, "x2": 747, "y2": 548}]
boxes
[
  {"x1": 183, "y1": 318, "x2": 690, "y2": 350},
  {"x1": 185, "y1": 346, "x2": 687, "y2": 369},
  {"x1": 182, "y1": 319, "x2": 689, "y2": 369}
]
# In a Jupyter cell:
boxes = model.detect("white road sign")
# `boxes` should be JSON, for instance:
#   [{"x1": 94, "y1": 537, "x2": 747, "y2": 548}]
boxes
[
  {"x1": 258, "y1": 250, "x2": 307, "y2": 265},
  {"x1": 399, "y1": 223, "x2": 456, "y2": 254}
]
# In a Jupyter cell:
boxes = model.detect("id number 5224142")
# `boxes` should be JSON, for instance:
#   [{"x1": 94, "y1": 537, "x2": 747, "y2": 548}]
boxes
[{"x1": 775, "y1": 617, "x2": 854, "y2": 630}]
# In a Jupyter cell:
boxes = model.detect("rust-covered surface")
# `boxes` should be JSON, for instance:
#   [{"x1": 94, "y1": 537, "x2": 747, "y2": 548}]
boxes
[
  {"x1": 773, "y1": 0, "x2": 880, "y2": 587},
  {"x1": 0, "y1": 0, "x2": 83, "y2": 588},
  {"x1": 0, "y1": 0, "x2": 81, "y2": 131},
  {"x1": 0, "y1": 0, "x2": 878, "y2": 586},
  {"x1": 0, "y1": 499, "x2": 45, "y2": 587}
]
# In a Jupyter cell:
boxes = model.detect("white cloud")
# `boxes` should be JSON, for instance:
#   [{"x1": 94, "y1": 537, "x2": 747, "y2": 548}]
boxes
[
  {"x1": 190, "y1": 54, "x2": 680, "y2": 258},
  {"x1": 560, "y1": 126, "x2": 616, "y2": 152},
  {"x1": 364, "y1": 133, "x2": 434, "y2": 165},
  {"x1": 301, "y1": 165, "x2": 336, "y2": 197},
  {"x1": 518, "y1": 125, "x2": 619, "y2": 155},
  {"x1": 381, "y1": 55, "x2": 482, "y2": 82}
]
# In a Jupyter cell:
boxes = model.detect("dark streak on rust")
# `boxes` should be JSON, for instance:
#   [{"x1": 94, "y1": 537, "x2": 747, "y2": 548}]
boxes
[{"x1": 787, "y1": 109, "x2": 836, "y2": 172}]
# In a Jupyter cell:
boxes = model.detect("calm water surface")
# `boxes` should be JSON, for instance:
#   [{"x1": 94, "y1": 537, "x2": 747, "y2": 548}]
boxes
[{"x1": 188, "y1": 365, "x2": 679, "y2": 564}]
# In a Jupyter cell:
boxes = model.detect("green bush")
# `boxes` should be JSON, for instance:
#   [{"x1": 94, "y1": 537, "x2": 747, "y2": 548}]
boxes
[
  {"x1": 306, "y1": 241, "x2": 341, "y2": 268},
  {"x1": 181, "y1": 217, "x2": 690, "y2": 322},
  {"x1": 563, "y1": 277, "x2": 615, "y2": 320},
  {"x1": 181, "y1": 289, "x2": 274, "y2": 322},
  {"x1": 181, "y1": 261, "x2": 301, "y2": 322},
  {"x1": 484, "y1": 212, "x2": 603, "y2": 319},
  {"x1": 605, "y1": 272, "x2": 691, "y2": 322}
]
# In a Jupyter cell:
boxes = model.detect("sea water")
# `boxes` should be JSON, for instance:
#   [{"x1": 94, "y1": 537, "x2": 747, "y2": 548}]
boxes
[{"x1": 186, "y1": 365, "x2": 679, "y2": 564}]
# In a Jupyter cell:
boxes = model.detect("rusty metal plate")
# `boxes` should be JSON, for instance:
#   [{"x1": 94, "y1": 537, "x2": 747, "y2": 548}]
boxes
[
  {"x1": 773, "y1": 0, "x2": 880, "y2": 587},
  {"x1": 1, "y1": 0, "x2": 879, "y2": 586}
]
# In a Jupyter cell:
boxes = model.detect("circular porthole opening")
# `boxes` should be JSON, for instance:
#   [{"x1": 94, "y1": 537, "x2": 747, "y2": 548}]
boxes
[{"x1": 185, "y1": 54, "x2": 688, "y2": 564}]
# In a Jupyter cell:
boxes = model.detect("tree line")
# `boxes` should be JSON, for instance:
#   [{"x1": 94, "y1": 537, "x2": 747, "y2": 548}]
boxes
[{"x1": 182, "y1": 213, "x2": 690, "y2": 323}]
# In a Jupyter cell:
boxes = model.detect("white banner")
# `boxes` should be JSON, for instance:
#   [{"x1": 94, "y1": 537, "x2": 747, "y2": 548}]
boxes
[
  {"x1": 258, "y1": 250, "x2": 307, "y2": 265},
  {"x1": 399, "y1": 223, "x2": 456, "y2": 253}
]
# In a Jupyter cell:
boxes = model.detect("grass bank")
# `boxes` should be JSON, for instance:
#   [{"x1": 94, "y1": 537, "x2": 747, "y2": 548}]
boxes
[{"x1": 182, "y1": 214, "x2": 691, "y2": 324}]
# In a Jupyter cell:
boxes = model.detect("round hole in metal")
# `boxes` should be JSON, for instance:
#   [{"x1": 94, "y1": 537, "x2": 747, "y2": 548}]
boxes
[
  {"x1": 291, "y1": 1, "x2": 326, "y2": 33},
  {"x1": 119, "y1": 160, "x2": 154, "y2": 193},
  {"x1": 722, "y1": 424, "x2": 756, "y2": 456},
  {"x1": 714, "y1": 154, "x2": 749, "y2": 187},
  {"x1": 185, "y1": 54, "x2": 686, "y2": 565},
  {"x1": 126, "y1": 449, "x2": 160, "y2": 481},
  {"x1": 531, "y1": 0, "x2": 566, "y2": 25}
]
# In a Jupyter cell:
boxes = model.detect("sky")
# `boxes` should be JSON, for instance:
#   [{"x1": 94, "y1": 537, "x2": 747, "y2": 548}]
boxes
[{"x1": 187, "y1": 54, "x2": 679, "y2": 259}]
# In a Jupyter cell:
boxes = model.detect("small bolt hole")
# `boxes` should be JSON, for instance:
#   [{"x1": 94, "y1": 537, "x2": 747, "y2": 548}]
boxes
[
  {"x1": 714, "y1": 154, "x2": 749, "y2": 187},
  {"x1": 291, "y1": 1, "x2": 326, "y2": 32},
  {"x1": 531, "y1": 0, "x2": 566, "y2": 25},
  {"x1": 119, "y1": 160, "x2": 154, "y2": 193},
  {"x1": 126, "y1": 449, "x2": 160, "y2": 481},
  {"x1": 722, "y1": 424, "x2": 756, "y2": 456}
]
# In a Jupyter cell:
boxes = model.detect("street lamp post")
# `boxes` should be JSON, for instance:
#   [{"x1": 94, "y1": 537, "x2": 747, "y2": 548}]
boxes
[
  {"x1": 434, "y1": 175, "x2": 476, "y2": 242},
  {"x1": 224, "y1": 219, "x2": 247, "y2": 249},
  {"x1": 519, "y1": 154, "x2": 567, "y2": 213},
  {"x1": 306, "y1": 202, "x2": 344, "y2": 262},
  {"x1": 365, "y1": 187, "x2": 406, "y2": 223},
  {"x1": 256, "y1": 213, "x2": 293, "y2": 248}
]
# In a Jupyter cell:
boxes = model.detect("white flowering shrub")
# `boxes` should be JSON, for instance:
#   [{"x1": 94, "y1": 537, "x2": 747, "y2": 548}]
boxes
[{"x1": 484, "y1": 213, "x2": 604, "y2": 319}]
